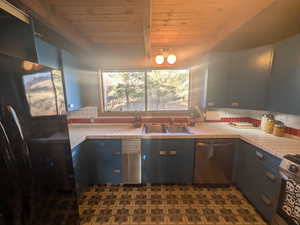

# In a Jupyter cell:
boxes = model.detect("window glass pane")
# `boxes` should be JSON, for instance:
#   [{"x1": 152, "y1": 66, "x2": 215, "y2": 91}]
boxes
[
  {"x1": 23, "y1": 72, "x2": 57, "y2": 116},
  {"x1": 52, "y1": 70, "x2": 66, "y2": 115},
  {"x1": 147, "y1": 69, "x2": 190, "y2": 111},
  {"x1": 102, "y1": 72, "x2": 145, "y2": 111}
]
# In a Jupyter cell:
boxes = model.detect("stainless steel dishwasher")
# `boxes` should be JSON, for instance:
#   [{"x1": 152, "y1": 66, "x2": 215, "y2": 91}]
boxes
[
  {"x1": 122, "y1": 139, "x2": 141, "y2": 184},
  {"x1": 194, "y1": 139, "x2": 236, "y2": 184}
]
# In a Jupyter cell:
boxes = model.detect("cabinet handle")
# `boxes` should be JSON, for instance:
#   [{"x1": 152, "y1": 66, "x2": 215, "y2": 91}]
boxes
[
  {"x1": 197, "y1": 142, "x2": 209, "y2": 147},
  {"x1": 261, "y1": 194, "x2": 272, "y2": 206},
  {"x1": 168, "y1": 150, "x2": 177, "y2": 155},
  {"x1": 113, "y1": 169, "x2": 121, "y2": 173},
  {"x1": 213, "y1": 143, "x2": 234, "y2": 148},
  {"x1": 265, "y1": 171, "x2": 276, "y2": 182},
  {"x1": 112, "y1": 152, "x2": 121, "y2": 156},
  {"x1": 160, "y1": 150, "x2": 168, "y2": 155},
  {"x1": 256, "y1": 151, "x2": 265, "y2": 160}
]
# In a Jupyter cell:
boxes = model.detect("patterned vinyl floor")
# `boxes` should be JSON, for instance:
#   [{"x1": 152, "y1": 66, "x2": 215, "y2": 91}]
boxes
[{"x1": 78, "y1": 184, "x2": 268, "y2": 225}]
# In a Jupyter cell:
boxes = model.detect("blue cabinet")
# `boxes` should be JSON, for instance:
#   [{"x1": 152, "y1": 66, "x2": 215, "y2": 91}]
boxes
[
  {"x1": 142, "y1": 139, "x2": 195, "y2": 183},
  {"x1": 34, "y1": 37, "x2": 60, "y2": 69},
  {"x1": 86, "y1": 139, "x2": 122, "y2": 184},
  {"x1": 206, "y1": 45, "x2": 273, "y2": 110},
  {"x1": 234, "y1": 141, "x2": 281, "y2": 223},
  {"x1": 0, "y1": 10, "x2": 36, "y2": 61},
  {"x1": 206, "y1": 52, "x2": 231, "y2": 108},
  {"x1": 228, "y1": 45, "x2": 273, "y2": 110},
  {"x1": 268, "y1": 34, "x2": 300, "y2": 114},
  {"x1": 71, "y1": 142, "x2": 89, "y2": 194},
  {"x1": 61, "y1": 49, "x2": 82, "y2": 111}
]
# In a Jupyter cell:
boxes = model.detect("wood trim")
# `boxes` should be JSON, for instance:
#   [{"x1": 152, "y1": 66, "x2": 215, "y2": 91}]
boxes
[
  {"x1": 98, "y1": 69, "x2": 105, "y2": 113},
  {"x1": 98, "y1": 110, "x2": 191, "y2": 117},
  {"x1": 0, "y1": 0, "x2": 29, "y2": 23}
]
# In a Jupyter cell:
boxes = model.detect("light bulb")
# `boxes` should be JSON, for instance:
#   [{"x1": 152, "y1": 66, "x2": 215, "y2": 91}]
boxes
[
  {"x1": 167, "y1": 54, "x2": 176, "y2": 64},
  {"x1": 155, "y1": 54, "x2": 165, "y2": 65}
]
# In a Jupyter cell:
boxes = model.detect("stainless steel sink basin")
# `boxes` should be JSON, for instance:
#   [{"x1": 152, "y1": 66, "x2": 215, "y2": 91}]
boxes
[
  {"x1": 165, "y1": 125, "x2": 191, "y2": 134},
  {"x1": 144, "y1": 124, "x2": 166, "y2": 133},
  {"x1": 144, "y1": 124, "x2": 191, "y2": 134}
]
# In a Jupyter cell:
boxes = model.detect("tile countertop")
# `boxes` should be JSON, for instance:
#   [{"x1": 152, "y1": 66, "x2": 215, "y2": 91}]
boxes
[{"x1": 68, "y1": 123, "x2": 300, "y2": 159}]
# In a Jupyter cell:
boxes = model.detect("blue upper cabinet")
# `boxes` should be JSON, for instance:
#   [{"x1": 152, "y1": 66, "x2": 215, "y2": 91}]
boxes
[
  {"x1": 268, "y1": 34, "x2": 300, "y2": 114},
  {"x1": 61, "y1": 49, "x2": 82, "y2": 111},
  {"x1": 34, "y1": 37, "x2": 60, "y2": 69},
  {"x1": 206, "y1": 45, "x2": 273, "y2": 110},
  {"x1": 206, "y1": 52, "x2": 231, "y2": 108},
  {"x1": 0, "y1": 10, "x2": 36, "y2": 61},
  {"x1": 228, "y1": 45, "x2": 273, "y2": 110}
]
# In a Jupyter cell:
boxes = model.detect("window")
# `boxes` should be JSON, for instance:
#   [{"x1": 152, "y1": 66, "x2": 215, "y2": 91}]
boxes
[
  {"x1": 102, "y1": 72, "x2": 145, "y2": 111},
  {"x1": 102, "y1": 69, "x2": 190, "y2": 112},
  {"x1": 147, "y1": 70, "x2": 190, "y2": 111}
]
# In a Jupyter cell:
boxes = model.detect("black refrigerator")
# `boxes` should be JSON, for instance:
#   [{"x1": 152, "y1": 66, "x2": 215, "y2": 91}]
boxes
[{"x1": 0, "y1": 53, "x2": 79, "y2": 225}]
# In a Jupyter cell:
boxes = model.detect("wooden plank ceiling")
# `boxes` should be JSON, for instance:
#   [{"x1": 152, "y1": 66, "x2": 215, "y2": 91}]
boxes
[
  {"x1": 47, "y1": 0, "x2": 145, "y2": 45},
  {"x1": 24, "y1": 0, "x2": 279, "y2": 67}
]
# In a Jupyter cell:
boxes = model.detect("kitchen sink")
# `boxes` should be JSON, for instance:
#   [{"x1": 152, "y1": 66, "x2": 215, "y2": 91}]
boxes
[
  {"x1": 144, "y1": 124, "x2": 191, "y2": 134},
  {"x1": 144, "y1": 124, "x2": 166, "y2": 133},
  {"x1": 165, "y1": 125, "x2": 191, "y2": 134}
]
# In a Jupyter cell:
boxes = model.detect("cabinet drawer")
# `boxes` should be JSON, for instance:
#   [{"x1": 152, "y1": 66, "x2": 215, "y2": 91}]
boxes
[
  {"x1": 254, "y1": 148, "x2": 281, "y2": 172},
  {"x1": 254, "y1": 192, "x2": 274, "y2": 223},
  {"x1": 258, "y1": 167, "x2": 280, "y2": 196}
]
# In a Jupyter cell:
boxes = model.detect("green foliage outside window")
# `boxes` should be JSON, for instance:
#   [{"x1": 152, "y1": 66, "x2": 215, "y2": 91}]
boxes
[{"x1": 102, "y1": 69, "x2": 189, "y2": 111}]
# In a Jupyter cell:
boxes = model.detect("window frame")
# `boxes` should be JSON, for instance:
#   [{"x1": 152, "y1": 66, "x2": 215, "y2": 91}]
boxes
[{"x1": 100, "y1": 68, "x2": 191, "y2": 114}]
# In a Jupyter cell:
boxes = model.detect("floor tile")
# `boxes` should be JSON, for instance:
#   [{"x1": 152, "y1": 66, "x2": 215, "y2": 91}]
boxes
[{"x1": 78, "y1": 184, "x2": 268, "y2": 225}]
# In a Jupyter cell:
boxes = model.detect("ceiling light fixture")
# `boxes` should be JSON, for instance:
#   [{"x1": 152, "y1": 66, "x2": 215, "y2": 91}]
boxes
[
  {"x1": 155, "y1": 49, "x2": 177, "y2": 65},
  {"x1": 167, "y1": 53, "x2": 177, "y2": 64},
  {"x1": 155, "y1": 54, "x2": 165, "y2": 65}
]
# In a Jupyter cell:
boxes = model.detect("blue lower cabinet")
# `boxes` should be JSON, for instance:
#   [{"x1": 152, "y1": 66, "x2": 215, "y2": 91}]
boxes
[
  {"x1": 142, "y1": 139, "x2": 195, "y2": 184},
  {"x1": 71, "y1": 142, "x2": 89, "y2": 194},
  {"x1": 234, "y1": 141, "x2": 281, "y2": 223},
  {"x1": 86, "y1": 139, "x2": 122, "y2": 184}
]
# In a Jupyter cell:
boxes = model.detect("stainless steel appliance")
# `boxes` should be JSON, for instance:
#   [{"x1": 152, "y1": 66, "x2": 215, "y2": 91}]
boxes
[
  {"x1": 122, "y1": 139, "x2": 141, "y2": 184},
  {"x1": 194, "y1": 139, "x2": 236, "y2": 184},
  {"x1": 273, "y1": 154, "x2": 300, "y2": 225}
]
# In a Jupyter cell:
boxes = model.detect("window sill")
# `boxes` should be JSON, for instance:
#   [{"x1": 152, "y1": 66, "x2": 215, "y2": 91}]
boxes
[{"x1": 98, "y1": 110, "x2": 191, "y2": 117}]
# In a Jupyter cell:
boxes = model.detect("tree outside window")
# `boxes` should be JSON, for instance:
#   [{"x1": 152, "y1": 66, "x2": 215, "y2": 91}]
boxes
[{"x1": 102, "y1": 69, "x2": 190, "y2": 112}]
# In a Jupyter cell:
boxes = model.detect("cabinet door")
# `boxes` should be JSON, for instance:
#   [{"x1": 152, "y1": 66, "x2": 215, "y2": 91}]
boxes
[
  {"x1": 268, "y1": 34, "x2": 300, "y2": 114},
  {"x1": 161, "y1": 139, "x2": 194, "y2": 183},
  {"x1": 142, "y1": 139, "x2": 194, "y2": 184},
  {"x1": 235, "y1": 141, "x2": 257, "y2": 198},
  {"x1": 235, "y1": 141, "x2": 281, "y2": 223},
  {"x1": 61, "y1": 49, "x2": 82, "y2": 111},
  {"x1": 88, "y1": 140, "x2": 122, "y2": 184},
  {"x1": 71, "y1": 142, "x2": 90, "y2": 193},
  {"x1": 34, "y1": 37, "x2": 59, "y2": 68},
  {"x1": 229, "y1": 46, "x2": 273, "y2": 110},
  {"x1": 142, "y1": 139, "x2": 166, "y2": 183},
  {"x1": 206, "y1": 53, "x2": 231, "y2": 108},
  {"x1": 0, "y1": 10, "x2": 36, "y2": 61}
]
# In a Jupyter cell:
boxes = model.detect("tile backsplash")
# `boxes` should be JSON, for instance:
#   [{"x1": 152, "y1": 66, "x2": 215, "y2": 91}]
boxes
[
  {"x1": 68, "y1": 107, "x2": 300, "y2": 132},
  {"x1": 206, "y1": 108, "x2": 300, "y2": 129}
]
